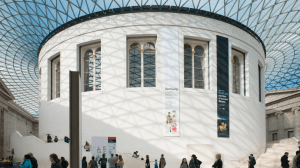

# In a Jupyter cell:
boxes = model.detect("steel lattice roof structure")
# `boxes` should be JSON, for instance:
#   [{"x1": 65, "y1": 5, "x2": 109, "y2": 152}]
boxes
[{"x1": 0, "y1": 0, "x2": 300, "y2": 115}]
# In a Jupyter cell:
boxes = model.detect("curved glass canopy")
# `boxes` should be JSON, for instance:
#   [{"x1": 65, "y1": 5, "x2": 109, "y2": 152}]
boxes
[{"x1": 0, "y1": 0, "x2": 300, "y2": 115}]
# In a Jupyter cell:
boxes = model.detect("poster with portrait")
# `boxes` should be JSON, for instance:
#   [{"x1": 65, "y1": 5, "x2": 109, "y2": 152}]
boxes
[{"x1": 162, "y1": 28, "x2": 180, "y2": 136}]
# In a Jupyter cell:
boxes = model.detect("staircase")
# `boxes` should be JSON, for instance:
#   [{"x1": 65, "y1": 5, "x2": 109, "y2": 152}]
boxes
[{"x1": 241, "y1": 138, "x2": 299, "y2": 168}]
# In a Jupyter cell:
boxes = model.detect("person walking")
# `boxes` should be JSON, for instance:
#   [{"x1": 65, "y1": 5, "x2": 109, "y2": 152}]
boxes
[
  {"x1": 212, "y1": 154, "x2": 223, "y2": 168},
  {"x1": 180, "y1": 158, "x2": 189, "y2": 168},
  {"x1": 60, "y1": 157, "x2": 69, "y2": 168},
  {"x1": 82, "y1": 156, "x2": 88, "y2": 168},
  {"x1": 292, "y1": 151, "x2": 300, "y2": 168},
  {"x1": 116, "y1": 155, "x2": 124, "y2": 168},
  {"x1": 281, "y1": 152, "x2": 290, "y2": 168},
  {"x1": 28, "y1": 153, "x2": 38, "y2": 168},
  {"x1": 145, "y1": 155, "x2": 150, "y2": 168},
  {"x1": 20, "y1": 154, "x2": 32, "y2": 168},
  {"x1": 189, "y1": 154, "x2": 202, "y2": 168},
  {"x1": 159, "y1": 154, "x2": 166, "y2": 168},
  {"x1": 50, "y1": 154, "x2": 62, "y2": 168},
  {"x1": 89, "y1": 156, "x2": 98, "y2": 168},
  {"x1": 248, "y1": 154, "x2": 256, "y2": 168},
  {"x1": 99, "y1": 154, "x2": 107, "y2": 168}
]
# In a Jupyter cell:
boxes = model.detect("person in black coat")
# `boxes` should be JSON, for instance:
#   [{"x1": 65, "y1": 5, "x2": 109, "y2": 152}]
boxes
[
  {"x1": 189, "y1": 154, "x2": 202, "y2": 168},
  {"x1": 82, "y1": 156, "x2": 87, "y2": 168},
  {"x1": 145, "y1": 155, "x2": 150, "y2": 168},
  {"x1": 248, "y1": 154, "x2": 256, "y2": 168},
  {"x1": 212, "y1": 154, "x2": 222, "y2": 168},
  {"x1": 28, "y1": 153, "x2": 38, "y2": 168},
  {"x1": 281, "y1": 152, "x2": 289, "y2": 168}
]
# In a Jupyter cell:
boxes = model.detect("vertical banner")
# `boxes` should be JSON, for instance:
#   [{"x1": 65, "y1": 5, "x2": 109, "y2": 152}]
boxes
[
  {"x1": 162, "y1": 28, "x2": 180, "y2": 136},
  {"x1": 216, "y1": 35, "x2": 230, "y2": 138}
]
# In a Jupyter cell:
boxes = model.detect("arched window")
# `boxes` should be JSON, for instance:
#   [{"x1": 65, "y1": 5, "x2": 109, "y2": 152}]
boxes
[
  {"x1": 143, "y1": 42, "x2": 156, "y2": 87},
  {"x1": 51, "y1": 56, "x2": 60, "y2": 99},
  {"x1": 194, "y1": 45, "x2": 204, "y2": 88},
  {"x1": 129, "y1": 43, "x2": 142, "y2": 87},
  {"x1": 232, "y1": 56, "x2": 240, "y2": 94},
  {"x1": 95, "y1": 48, "x2": 101, "y2": 90},
  {"x1": 184, "y1": 44, "x2": 192, "y2": 88},
  {"x1": 84, "y1": 50, "x2": 94, "y2": 91}
]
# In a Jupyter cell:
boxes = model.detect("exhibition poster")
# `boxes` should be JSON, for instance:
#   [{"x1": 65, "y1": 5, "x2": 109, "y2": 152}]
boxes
[
  {"x1": 92, "y1": 137, "x2": 116, "y2": 161},
  {"x1": 162, "y1": 28, "x2": 180, "y2": 136}
]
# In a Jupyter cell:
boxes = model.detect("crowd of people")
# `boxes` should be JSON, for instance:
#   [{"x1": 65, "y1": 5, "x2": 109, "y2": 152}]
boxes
[
  {"x1": 82, "y1": 154, "x2": 124, "y2": 168},
  {"x1": 19, "y1": 153, "x2": 69, "y2": 168},
  {"x1": 281, "y1": 151, "x2": 300, "y2": 168}
]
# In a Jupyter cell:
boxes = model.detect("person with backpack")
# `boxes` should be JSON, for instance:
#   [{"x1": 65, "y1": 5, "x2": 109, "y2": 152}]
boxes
[
  {"x1": 189, "y1": 154, "x2": 202, "y2": 168},
  {"x1": 159, "y1": 154, "x2": 166, "y2": 168},
  {"x1": 99, "y1": 154, "x2": 107, "y2": 168},
  {"x1": 60, "y1": 157, "x2": 69, "y2": 168},
  {"x1": 180, "y1": 158, "x2": 189, "y2": 168},
  {"x1": 212, "y1": 154, "x2": 222, "y2": 168},
  {"x1": 248, "y1": 154, "x2": 256, "y2": 168}
]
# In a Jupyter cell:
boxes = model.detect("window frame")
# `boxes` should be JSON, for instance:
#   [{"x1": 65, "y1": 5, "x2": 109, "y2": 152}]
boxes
[
  {"x1": 80, "y1": 43, "x2": 102, "y2": 92},
  {"x1": 50, "y1": 56, "x2": 60, "y2": 100},
  {"x1": 231, "y1": 48, "x2": 246, "y2": 95},
  {"x1": 127, "y1": 37, "x2": 157, "y2": 88},
  {"x1": 272, "y1": 133, "x2": 277, "y2": 141},
  {"x1": 183, "y1": 39, "x2": 207, "y2": 89}
]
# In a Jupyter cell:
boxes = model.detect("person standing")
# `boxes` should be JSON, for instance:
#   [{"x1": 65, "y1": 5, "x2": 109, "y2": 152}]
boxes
[
  {"x1": 49, "y1": 154, "x2": 62, "y2": 168},
  {"x1": 108, "y1": 154, "x2": 116, "y2": 168},
  {"x1": 281, "y1": 152, "x2": 290, "y2": 168},
  {"x1": 20, "y1": 154, "x2": 32, "y2": 168},
  {"x1": 159, "y1": 154, "x2": 166, "y2": 168},
  {"x1": 154, "y1": 159, "x2": 158, "y2": 168},
  {"x1": 116, "y1": 155, "x2": 124, "y2": 168},
  {"x1": 292, "y1": 151, "x2": 300, "y2": 168},
  {"x1": 180, "y1": 158, "x2": 189, "y2": 168},
  {"x1": 82, "y1": 156, "x2": 88, "y2": 168},
  {"x1": 60, "y1": 157, "x2": 68, "y2": 168},
  {"x1": 212, "y1": 154, "x2": 223, "y2": 168},
  {"x1": 47, "y1": 134, "x2": 52, "y2": 143},
  {"x1": 189, "y1": 154, "x2": 201, "y2": 168},
  {"x1": 145, "y1": 155, "x2": 150, "y2": 168},
  {"x1": 99, "y1": 154, "x2": 107, "y2": 168},
  {"x1": 89, "y1": 156, "x2": 98, "y2": 168},
  {"x1": 28, "y1": 153, "x2": 38, "y2": 168},
  {"x1": 248, "y1": 154, "x2": 256, "y2": 168}
]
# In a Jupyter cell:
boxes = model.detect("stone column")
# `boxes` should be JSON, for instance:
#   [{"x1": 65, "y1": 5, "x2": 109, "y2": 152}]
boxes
[
  {"x1": 276, "y1": 111, "x2": 284, "y2": 140},
  {"x1": 0, "y1": 107, "x2": 4, "y2": 158},
  {"x1": 292, "y1": 107, "x2": 300, "y2": 138},
  {"x1": 266, "y1": 115, "x2": 269, "y2": 142}
]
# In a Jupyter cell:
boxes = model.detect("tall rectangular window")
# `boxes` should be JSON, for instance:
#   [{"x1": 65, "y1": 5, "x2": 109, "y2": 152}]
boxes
[
  {"x1": 272, "y1": 133, "x2": 277, "y2": 141},
  {"x1": 288, "y1": 131, "x2": 294, "y2": 138},
  {"x1": 51, "y1": 56, "x2": 60, "y2": 99},
  {"x1": 81, "y1": 43, "x2": 101, "y2": 92},
  {"x1": 258, "y1": 65, "x2": 261, "y2": 102},
  {"x1": 231, "y1": 49, "x2": 246, "y2": 95},
  {"x1": 39, "y1": 68, "x2": 42, "y2": 106},
  {"x1": 128, "y1": 37, "x2": 156, "y2": 87},
  {"x1": 184, "y1": 39, "x2": 206, "y2": 89}
]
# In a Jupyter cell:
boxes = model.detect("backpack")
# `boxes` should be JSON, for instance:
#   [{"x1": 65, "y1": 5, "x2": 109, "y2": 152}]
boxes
[
  {"x1": 101, "y1": 158, "x2": 107, "y2": 165},
  {"x1": 253, "y1": 158, "x2": 256, "y2": 165}
]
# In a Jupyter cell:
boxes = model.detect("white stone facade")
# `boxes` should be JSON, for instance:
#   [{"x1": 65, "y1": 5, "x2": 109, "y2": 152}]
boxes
[
  {"x1": 0, "y1": 78, "x2": 39, "y2": 158},
  {"x1": 266, "y1": 87, "x2": 300, "y2": 142},
  {"x1": 38, "y1": 12, "x2": 265, "y2": 167}
]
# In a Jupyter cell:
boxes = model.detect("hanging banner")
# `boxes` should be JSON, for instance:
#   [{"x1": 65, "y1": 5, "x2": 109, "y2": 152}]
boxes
[
  {"x1": 216, "y1": 35, "x2": 230, "y2": 138},
  {"x1": 162, "y1": 28, "x2": 180, "y2": 136}
]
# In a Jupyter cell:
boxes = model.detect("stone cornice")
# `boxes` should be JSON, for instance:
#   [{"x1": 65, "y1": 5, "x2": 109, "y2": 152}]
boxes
[
  {"x1": 265, "y1": 91, "x2": 300, "y2": 107},
  {"x1": 7, "y1": 101, "x2": 39, "y2": 123}
]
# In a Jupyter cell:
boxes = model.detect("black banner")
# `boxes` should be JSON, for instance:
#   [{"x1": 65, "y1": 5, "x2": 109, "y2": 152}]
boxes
[{"x1": 217, "y1": 35, "x2": 229, "y2": 138}]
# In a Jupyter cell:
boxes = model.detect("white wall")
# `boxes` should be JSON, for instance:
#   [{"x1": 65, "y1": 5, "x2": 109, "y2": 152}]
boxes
[{"x1": 37, "y1": 12, "x2": 265, "y2": 168}]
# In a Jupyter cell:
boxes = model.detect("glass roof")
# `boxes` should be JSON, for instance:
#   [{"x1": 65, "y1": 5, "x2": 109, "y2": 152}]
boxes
[{"x1": 0, "y1": 0, "x2": 300, "y2": 115}]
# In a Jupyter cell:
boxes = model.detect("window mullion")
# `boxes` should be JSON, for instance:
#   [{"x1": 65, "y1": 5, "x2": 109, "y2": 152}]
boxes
[
  {"x1": 93, "y1": 52, "x2": 96, "y2": 91},
  {"x1": 192, "y1": 49, "x2": 195, "y2": 88},
  {"x1": 141, "y1": 45, "x2": 144, "y2": 88}
]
